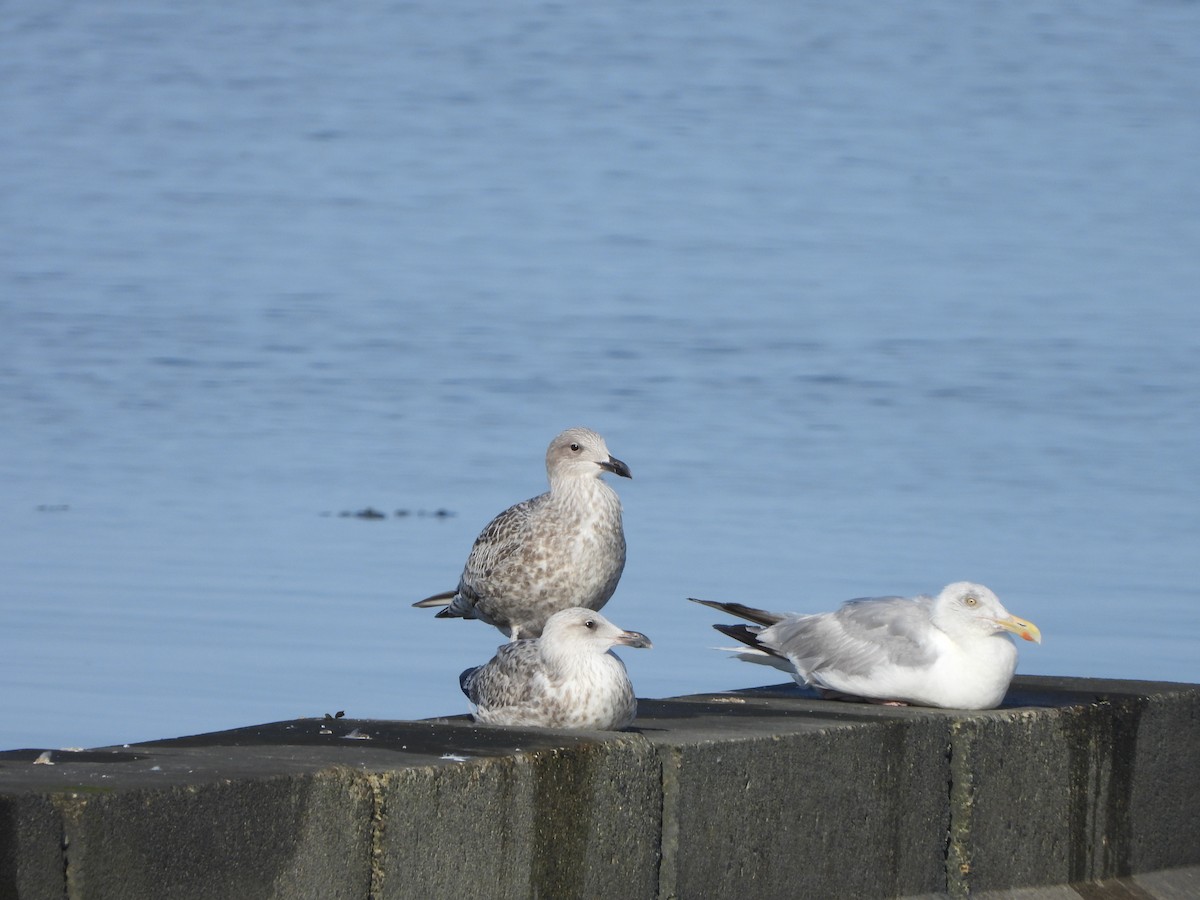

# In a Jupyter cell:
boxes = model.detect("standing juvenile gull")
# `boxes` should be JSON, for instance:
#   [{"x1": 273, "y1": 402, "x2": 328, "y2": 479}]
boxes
[
  {"x1": 414, "y1": 427, "x2": 631, "y2": 639},
  {"x1": 460, "y1": 607, "x2": 652, "y2": 729},
  {"x1": 690, "y1": 582, "x2": 1041, "y2": 710}
]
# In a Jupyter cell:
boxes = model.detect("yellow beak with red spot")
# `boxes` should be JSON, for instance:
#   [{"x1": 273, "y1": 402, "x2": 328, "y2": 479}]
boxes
[{"x1": 996, "y1": 613, "x2": 1042, "y2": 644}]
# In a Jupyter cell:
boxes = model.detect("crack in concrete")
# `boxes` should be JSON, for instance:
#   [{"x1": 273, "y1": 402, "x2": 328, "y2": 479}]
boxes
[
  {"x1": 656, "y1": 744, "x2": 682, "y2": 900},
  {"x1": 945, "y1": 721, "x2": 974, "y2": 899},
  {"x1": 362, "y1": 772, "x2": 389, "y2": 900},
  {"x1": 48, "y1": 792, "x2": 87, "y2": 900}
]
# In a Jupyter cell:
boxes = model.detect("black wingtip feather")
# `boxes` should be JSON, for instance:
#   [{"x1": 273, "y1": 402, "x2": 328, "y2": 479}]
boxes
[
  {"x1": 689, "y1": 597, "x2": 784, "y2": 628},
  {"x1": 712, "y1": 622, "x2": 763, "y2": 649}
]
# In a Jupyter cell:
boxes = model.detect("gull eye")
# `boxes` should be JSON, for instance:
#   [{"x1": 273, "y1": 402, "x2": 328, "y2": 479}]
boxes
[
  {"x1": 964, "y1": 595, "x2": 978, "y2": 607},
  {"x1": 570, "y1": 443, "x2": 581, "y2": 452},
  {"x1": 584, "y1": 619, "x2": 596, "y2": 629}
]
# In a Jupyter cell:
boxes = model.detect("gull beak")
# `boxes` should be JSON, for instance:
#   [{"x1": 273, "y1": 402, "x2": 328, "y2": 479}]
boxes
[
  {"x1": 599, "y1": 455, "x2": 632, "y2": 479},
  {"x1": 615, "y1": 630, "x2": 652, "y2": 650},
  {"x1": 996, "y1": 614, "x2": 1042, "y2": 644}
]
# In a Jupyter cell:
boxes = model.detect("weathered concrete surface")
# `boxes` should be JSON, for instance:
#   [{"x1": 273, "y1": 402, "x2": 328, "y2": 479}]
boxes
[
  {"x1": 0, "y1": 790, "x2": 63, "y2": 900},
  {"x1": 945, "y1": 676, "x2": 1200, "y2": 896},
  {"x1": 1, "y1": 676, "x2": 1197, "y2": 900},
  {"x1": 371, "y1": 731, "x2": 662, "y2": 899},
  {"x1": 632, "y1": 692, "x2": 953, "y2": 898},
  {"x1": 0, "y1": 741, "x2": 378, "y2": 900},
  {"x1": 0, "y1": 720, "x2": 661, "y2": 900}
]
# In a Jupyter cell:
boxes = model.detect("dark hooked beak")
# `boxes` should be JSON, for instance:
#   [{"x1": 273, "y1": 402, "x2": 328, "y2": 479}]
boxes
[
  {"x1": 615, "y1": 630, "x2": 652, "y2": 650},
  {"x1": 599, "y1": 455, "x2": 632, "y2": 479}
]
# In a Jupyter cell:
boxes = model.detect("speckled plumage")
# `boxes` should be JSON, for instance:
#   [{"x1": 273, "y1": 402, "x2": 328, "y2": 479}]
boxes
[
  {"x1": 691, "y1": 582, "x2": 1042, "y2": 710},
  {"x1": 415, "y1": 427, "x2": 630, "y2": 639},
  {"x1": 460, "y1": 607, "x2": 652, "y2": 730}
]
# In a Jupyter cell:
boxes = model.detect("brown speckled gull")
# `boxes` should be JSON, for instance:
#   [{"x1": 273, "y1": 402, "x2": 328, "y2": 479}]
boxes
[
  {"x1": 414, "y1": 427, "x2": 630, "y2": 640},
  {"x1": 459, "y1": 607, "x2": 652, "y2": 729},
  {"x1": 690, "y1": 582, "x2": 1042, "y2": 710}
]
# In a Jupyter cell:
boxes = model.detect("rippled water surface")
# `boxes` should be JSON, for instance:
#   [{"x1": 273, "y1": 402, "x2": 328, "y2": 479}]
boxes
[{"x1": 2, "y1": 2, "x2": 1198, "y2": 749}]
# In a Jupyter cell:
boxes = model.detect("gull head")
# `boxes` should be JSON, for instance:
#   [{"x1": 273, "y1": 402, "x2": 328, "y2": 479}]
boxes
[
  {"x1": 933, "y1": 582, "x2": 1042, "y2": 644},
  {"x1": 546, "y1": 427, "x2": 632, "y2": 485},
  {"x1": 540, "y1": 607, "x2": 653, "y2": 654}
]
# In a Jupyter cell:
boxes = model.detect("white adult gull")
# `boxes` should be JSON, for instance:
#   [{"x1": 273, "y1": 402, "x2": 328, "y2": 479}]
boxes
[
  {"x1": 690, "y1": 582, "x2": 1041, "y2": 710},
  {"x1": 459, "y1": 607, "x2": 652, "y2": 730},
  {"x1": 414, "y1": 427, "x2": 631, "y2": 640}
]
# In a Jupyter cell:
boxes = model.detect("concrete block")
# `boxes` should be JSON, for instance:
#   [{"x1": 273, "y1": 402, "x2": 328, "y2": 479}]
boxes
[
  {"x1": 153, "y1": 717, "x2": 665, "y2": 899},
  {"x1": 636, "y1": 692, "x2": 954, "y2": 898},
  {"x1": 60, "y1": 765, "x2": 373, "y2": 900},
  {"x1": 945, "y1": 676, "x2": 1200, "y2": 896},
  {"x1": 2, "y1": 679, "x2": 1197, "y2": 899},
  {"x1": 1121, "y1": 684, "x2": 1200, "y2": 873},
  {"x1": 376, "y1": 733, "x2": 662, "y2": 899},
  {"x1": 0, "y1": 790, "x2": 66, "y2": 900},
  {"x1": 137, "y1": 718, "x2": 665, "y2": 899},
  {"x1": 0, "y1": 740, "x2": 378, "y2": 900}
]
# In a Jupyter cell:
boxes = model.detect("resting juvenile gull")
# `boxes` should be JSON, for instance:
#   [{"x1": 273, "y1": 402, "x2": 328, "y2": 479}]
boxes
[
  {"x1": 690, "y1": 582, "x2": 1041, "y2": 710},
  {"x1": 414, "y1": 427, "x2": 631, "y2": 639},
  {"x1": 460, "y1": 607, "x2": 652, "y2": 729}
]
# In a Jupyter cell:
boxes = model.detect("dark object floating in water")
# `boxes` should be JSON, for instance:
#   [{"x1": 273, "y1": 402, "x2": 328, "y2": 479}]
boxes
[
  {"x1": 320, "y1": 507, "x2": 455, "y2": 519},
  {"x1": 339, "y1": 507, "x2": 386, "y2": 519},
  {"x1": 36, "y1": 504, "x2": 70, "y2": 513},
  {"x1": 323, "y1": 710, "x2": 346, "y2": 720}
]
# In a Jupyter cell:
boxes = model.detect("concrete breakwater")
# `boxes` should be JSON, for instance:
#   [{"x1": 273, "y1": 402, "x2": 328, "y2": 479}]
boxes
[{"x1": 1, "y1": 675, "x2": 1198, "y2": 899}]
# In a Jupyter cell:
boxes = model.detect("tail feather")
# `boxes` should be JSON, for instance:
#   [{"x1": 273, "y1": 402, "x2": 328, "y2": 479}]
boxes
[
  {"x1": 713, "y1": 622, "x2": 765, "y2": 649},
  {"x1": 459, "y1": 666, "x2": 481, "y2": 698},
  {"x1": 689, "y1": 597, "x2": 785, "y2": 628},
  {"x1": 713, "y1": 623, "x2": 791, "y2": 666},
  {"x1": 697, "y1": 599, "x2": 797, "y2": 678},
  {"x1": 413, "y1": 590, "x2": 456, "y2": 609},
  {"x1": 724, "y1": 648, "x2": 796, "y2": 674}
]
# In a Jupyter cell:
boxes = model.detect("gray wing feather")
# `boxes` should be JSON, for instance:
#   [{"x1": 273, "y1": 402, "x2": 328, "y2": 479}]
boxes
[
  {"x1": 444, "y1": 495, "x2": 547, "y2": 618},
  {"x1": 460, "y1": 641, "x2": 548, "y2": 709},
  {"x1": 416, "y1": 497, "x2": 544, "y2": 615},
  {"x1": 761, "y1": 595, "x2": 940, "y2": 679},
  {"x1": 465, "y1": 495, "x2": 547, "y2": 579}
]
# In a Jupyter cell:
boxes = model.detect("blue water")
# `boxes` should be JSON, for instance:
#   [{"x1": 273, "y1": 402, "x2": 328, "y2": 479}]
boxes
[{"x1": 2, "y1": 2, "x2": 1198, "y2": 751}]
